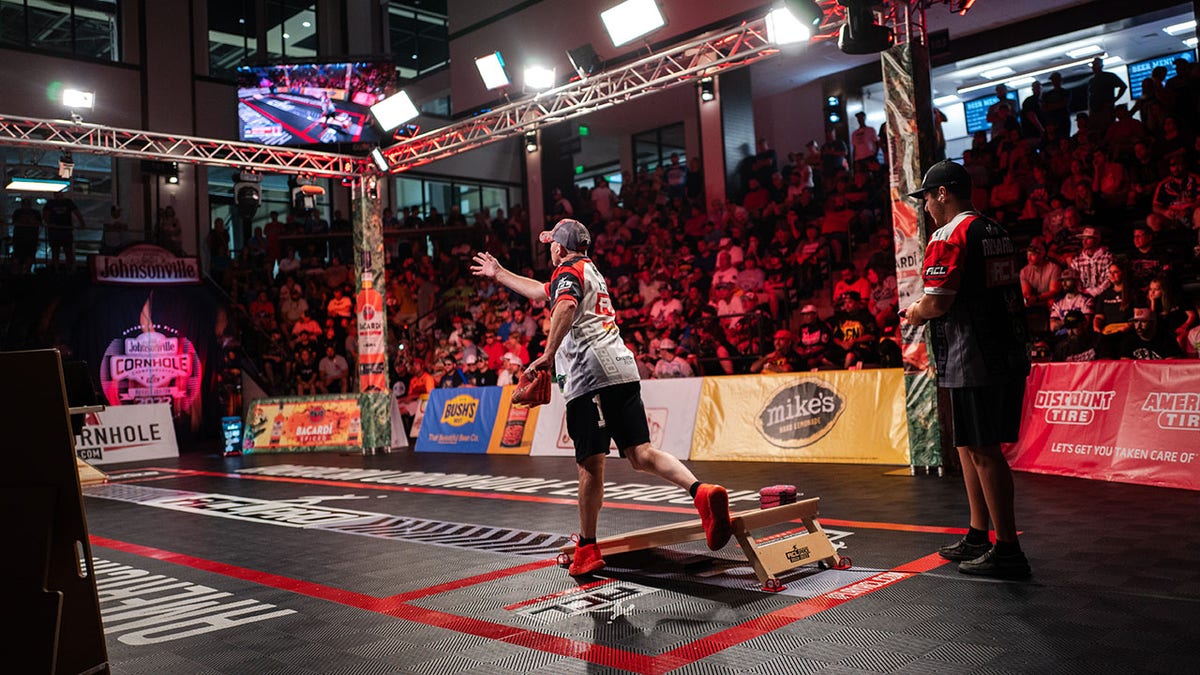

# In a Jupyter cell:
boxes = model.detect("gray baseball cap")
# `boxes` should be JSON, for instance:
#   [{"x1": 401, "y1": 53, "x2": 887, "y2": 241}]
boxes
[{"x1": 539, "y1": 218, "x2": 591, "y2": 251}]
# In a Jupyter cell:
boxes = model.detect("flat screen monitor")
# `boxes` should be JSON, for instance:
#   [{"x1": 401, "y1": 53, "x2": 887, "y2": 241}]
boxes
[
  {"x1": 237, "y1": 61, "x2": 400, "y2": 147},
  {"x1": 1126, "y1": 49, "x2": 1196, "y2": 100},
  {"x1": 963, "y1": 90, "x2": 1019, "y2": 136}
]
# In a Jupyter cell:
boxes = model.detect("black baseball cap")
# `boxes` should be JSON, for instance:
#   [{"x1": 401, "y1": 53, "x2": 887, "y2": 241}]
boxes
[{"x1": 906, "y1": 160, "x2": 972, "y2": 199}]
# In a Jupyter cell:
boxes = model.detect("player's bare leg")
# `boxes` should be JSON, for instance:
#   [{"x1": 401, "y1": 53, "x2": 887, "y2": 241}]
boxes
[{"x1": 625, "y1": 442, "x2": 731, "y2": 550}]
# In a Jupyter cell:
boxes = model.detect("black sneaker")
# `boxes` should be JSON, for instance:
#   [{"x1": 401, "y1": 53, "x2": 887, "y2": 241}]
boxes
[
  {"x1": 937, "y1": 537, "x2": 991, "y2": 562},
  {"x1": 958, "y1": 548, "x2": 1031, "y2": 579}
]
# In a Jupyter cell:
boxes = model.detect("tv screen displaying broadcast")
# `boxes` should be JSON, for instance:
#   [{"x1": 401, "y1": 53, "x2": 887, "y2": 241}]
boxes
[{"x1": 237, "y1": 61, "x2": 400, "y2": 147}]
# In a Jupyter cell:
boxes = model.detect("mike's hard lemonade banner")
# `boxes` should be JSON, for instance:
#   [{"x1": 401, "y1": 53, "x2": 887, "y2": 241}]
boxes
[
  {"x1": 244, "y1": 395, "x2": 362, "y2": 453},
  {"x1": 1006, "y1": 361, "x2": 1200, "y2": 491},
  {"x1": 691, "y1": 370, "x2": 910, "y2": 464}
]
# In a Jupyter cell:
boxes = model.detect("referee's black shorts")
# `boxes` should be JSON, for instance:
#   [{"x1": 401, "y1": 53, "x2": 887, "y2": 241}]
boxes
[
  {"x1": 565, "y1": 381, "x2": 652, "y2": 463},
  {"x1": 948, "y1": 379, "x2": 1026, "y2": 448}
]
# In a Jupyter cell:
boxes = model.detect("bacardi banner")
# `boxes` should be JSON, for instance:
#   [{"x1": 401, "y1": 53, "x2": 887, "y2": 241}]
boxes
[
  {"x1": 74, "y1": 403, "x2": 178, "y2": 465},
  {"x1": 243, "y1": 395, "x2": 361, "y2": 453},
  {"x1": 415, "y1": 386, "x2": 504, "y2": 454},
  {"x1": 1006, "y1": 361, "x2": 1200, "y2": 491},
  {"x1": 529, "y1": 378, "x2": 702, "y2": 459},
  {"x1": 691, "y1": 370, "x2": 910, "y2": 464}
]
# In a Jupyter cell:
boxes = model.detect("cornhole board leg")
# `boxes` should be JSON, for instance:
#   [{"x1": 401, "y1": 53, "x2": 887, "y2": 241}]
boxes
[
  {"x1": 559, "y1": 498, "x2": 843, "y2": 588},
  {"x1": 731, "y1": 499, "x2": 841, "y2": 591}
]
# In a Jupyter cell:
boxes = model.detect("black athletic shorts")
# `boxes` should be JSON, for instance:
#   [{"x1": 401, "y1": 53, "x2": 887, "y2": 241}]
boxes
[
  {"x1": 565, "y1": 381, "x2": 651, "y2": 463},
  {"x1": 948, "y1": 379, "x2": 1026, "y2": 447}
]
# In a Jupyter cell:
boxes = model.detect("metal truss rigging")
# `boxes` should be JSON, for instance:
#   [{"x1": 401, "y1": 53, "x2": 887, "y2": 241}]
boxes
[
  {"x1": 0, "y1": 114, "x2": 366, "y2": 177},
  {"x1": 383, "y1": 5, "x2": 845, "y2": 173}
]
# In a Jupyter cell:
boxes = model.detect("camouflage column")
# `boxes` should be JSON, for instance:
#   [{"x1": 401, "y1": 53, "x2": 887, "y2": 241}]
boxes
[
  {"x1": 882, "y1": 41, "x2": 945, "y2": 468},
  {"x1": 352, "y1": 175, "x2": 391, "y2": 452}
]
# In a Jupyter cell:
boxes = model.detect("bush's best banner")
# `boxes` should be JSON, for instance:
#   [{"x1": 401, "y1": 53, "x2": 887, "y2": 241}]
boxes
[
  {"x1": 415, "y1": 387, "x2": 504, "y2": 454},
  {"x1": 244, "y1": 395, "x2": 362, "y2": 453},
  {"x1": 691, "y1": 370, "x2": 910, "y2": 464},
  {"x1": 1006, "y1": 361, "x2": 1200, "y2": 491},
  {"x1": 529, "y1": 378, "x2": 702, "y2": 459},
  {"x1": 487, "y1": 386, "x2": 541, "y2": 454}
]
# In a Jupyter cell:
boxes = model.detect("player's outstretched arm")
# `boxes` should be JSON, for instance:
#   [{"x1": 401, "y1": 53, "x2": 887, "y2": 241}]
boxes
[{"x1": 470, "y1": 251, "x2": 550, "y2": 302}]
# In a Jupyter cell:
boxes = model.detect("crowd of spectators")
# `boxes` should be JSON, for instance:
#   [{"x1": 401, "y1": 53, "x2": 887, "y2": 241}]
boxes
[{"x1": 208, "y1": 57, "x2": 1200, "y2": 407}]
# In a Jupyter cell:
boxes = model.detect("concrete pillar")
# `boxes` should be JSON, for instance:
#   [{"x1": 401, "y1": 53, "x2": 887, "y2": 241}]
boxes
[{"x1": 697, "y1": 75, "x2": 726, "y2": 210}]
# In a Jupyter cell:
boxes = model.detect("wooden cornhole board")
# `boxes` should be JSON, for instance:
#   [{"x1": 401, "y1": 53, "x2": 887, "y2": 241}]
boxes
[{"x1": 559, "y1": 497, "x2": 848, "y2": 590}]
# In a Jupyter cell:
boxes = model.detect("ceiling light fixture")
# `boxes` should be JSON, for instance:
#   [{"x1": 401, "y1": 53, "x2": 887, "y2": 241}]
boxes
[
  {"x1": 600, "y1": 0, "x2": 666, "y2": 47},
  {"x1": 957, "y1": 54, "x2": 1106, "y2": 94},
  {"x1": 1163, "y1": 19, "x2": 1196, "y2": 36}
]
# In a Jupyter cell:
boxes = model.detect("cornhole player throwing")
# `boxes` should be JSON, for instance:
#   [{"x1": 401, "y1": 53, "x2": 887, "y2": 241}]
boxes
[{"x1": 471, "y1": 218, "x2": 732, "y2": 576}]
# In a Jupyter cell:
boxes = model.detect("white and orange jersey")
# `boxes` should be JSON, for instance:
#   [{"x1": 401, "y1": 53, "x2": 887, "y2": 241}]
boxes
[{"x1": 543, "y1": 255, "x2": 640, "y2": 401}]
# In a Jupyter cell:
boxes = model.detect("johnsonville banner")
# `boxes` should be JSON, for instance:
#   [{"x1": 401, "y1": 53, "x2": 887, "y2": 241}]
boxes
[
  {"x1": 691, "y1": 370, "x2": 910, "y2": 464},
  {"x1": 1006, "y1": 361, "x2": 1200, "y2": 491},
  {"x1": 243, "y1": 395, "x2": 362, "y2": 453},
  {"x1": 91, "y1": 243, "x2": 201, "y2": 284}
]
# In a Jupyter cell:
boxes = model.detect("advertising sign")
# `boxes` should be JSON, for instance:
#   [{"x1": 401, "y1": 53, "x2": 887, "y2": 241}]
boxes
[
  {"x1": 487, "y1": 386, "x2": 543, "y2": 455},
  {"x1": 415, "y1": 387, "x2": 504, "y2": 454},
  {"x1": 243, "y1": 395, "x2": 362, "y2": 453},
  {"x1": 529, "y1": 378, "x2": 701, "y2": 459},
  {"x1": 74, "y1": 403, "x2": 179, "y2": 465},
  {"x1": 1006, "y1": 361, "x2": 1200, "y2": 491},
  {"x1": 99, "y1": 300, "x2": 203, "y2": 419},
  {"x1": 91, "y1": 243, "x2": 201, "y2": 285},
  {"x1": 691, "y1": 370, "x2": 910, "y2": 464}
]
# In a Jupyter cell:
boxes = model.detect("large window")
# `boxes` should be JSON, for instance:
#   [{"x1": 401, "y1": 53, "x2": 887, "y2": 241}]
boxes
[
  {"x1": 388, "y1": 1, "x2": 448, "y2": 79},
  {"x1": 0, "y1": 0, "x2": 119, "y2": 61},
  {"x1": 264, "y1": 0, "x2": 315, "y2": 63},
  {"x1": 393, "y1": 175, "x2": 512, "y2": 222},
  {"x1": 632, "y1": 122, "x2": 686, "y2": 173},
  {"x1": 208, "y1": 0, "x2": 258, "y2": 81}
]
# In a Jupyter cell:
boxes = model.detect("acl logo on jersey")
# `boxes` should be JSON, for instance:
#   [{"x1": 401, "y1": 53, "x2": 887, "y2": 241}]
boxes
[{"x1": 924, "y1": 265, "x2": 948, "y2": 279}]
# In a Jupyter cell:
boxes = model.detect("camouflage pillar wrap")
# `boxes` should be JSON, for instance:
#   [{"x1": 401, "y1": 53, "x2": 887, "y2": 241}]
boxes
[
  {"x1": 882, "y1": 42, "x2": 945, "y2": 468},
  {"x1": 353, "y1": 176, "x2": 391, "y2": 451}
]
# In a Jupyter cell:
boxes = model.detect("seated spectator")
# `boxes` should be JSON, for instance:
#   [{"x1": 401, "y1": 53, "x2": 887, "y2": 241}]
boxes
[
  {"x1": 1147, "y1": 155, "x2": 1200, "y2": 233},
  {"x1": 1052, "y1": 310, "x2": 1099, "y2": 362},
  {"x1": 832, "y1": 263, "x2": 872, "y2": 304},
  {"x1": 648, "y1": 284, "x2": 684, "y2": 329},
  {"x1": 291, "y1": 310, "x2": 322, "y2": 342},
  {"x1": 1146, "y1": 276, "x2": 1197, "y2": 353},
  {"x1": 688, "y1": 310, "x2": 736, "y2": 375},
  {"x1": 831, "y1": 291, "x2": 878, "y2": 368},
  {"x1": 795, "y1": 304, "x2": 839, "y2": 370},
  {"x1": 1070, "y1": 227, "x2": 1114, "y2": 298},
  {"x1": 1091, "y1": 148, "x2": 1130, "y2": 211},
  {"x1": 437, "y1": 355, "x2": 467, "y2": 388},
  {"x1": 750, "y1": 329, "x2": 804, "y2": 373},
  {"x1": 495, "y1": 353, "x2": 523, "y2": 386},
  {"x1": 1093, "y1": 260, "x2": 1138, "y2": 355},
  {"x1": 1118, "y1": 307, "x2": 1183, "y2": 359},
  {"x1": 1127, "y1": 226, "x2": 1169, "y2": 291},
  {"x1": 1020, "y1": 239, "x2": 1061, "y2": 308},
  {"x1": 1049, "y1": 268, "x2": 1094, "y2": 333},
  {"x1": 295, "y1": 348, "x2": 320, "y2": 395},
  {"x1": 326, "y1": 286, "x2": 353, "y2": 321},
  {"x1": 652, "y1": 339, "x2": 694, "y2": 378},
  {"x1": 318, "y1": 345, "x2": 350, "y2": 393},
  {"x1": 866, "y1": 264, "x2": 898, "y2": 328},
  {"x1": 1127, "y1": 140, "x2": 1163, "y2": 211},
  {"x1": 463, "y1": 355, "x2": 496, "y2": 386},
  {"x1": 710, "y1": 282, "x2": 747, "y2": 332}
]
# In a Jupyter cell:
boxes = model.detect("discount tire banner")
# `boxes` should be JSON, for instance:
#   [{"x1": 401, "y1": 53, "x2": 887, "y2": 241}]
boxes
[
  {"x1": 1006, "y1": 361, "x2": 1200, "y2": 491},
  {"x1": 691, "y1": 370, "x2": 910, "y2": 464}
]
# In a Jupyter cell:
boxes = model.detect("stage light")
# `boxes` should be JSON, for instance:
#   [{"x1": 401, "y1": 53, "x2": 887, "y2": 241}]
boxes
[
  {"x1": 524, "y1": 65, "x2": 556, "y2": 91},
  {"x1": 57, "y1": 152, "x2": 75, "y2": 179},
  {"x1": 767, "y1": 1, "x2": 823, "y2": 44},
  {"x1": 837, "y1": 0, "x2": 893, "y2": 55},
  {"x1": 290, "y1": 175, "x2": 325, "y2": 212},
  {"x1": 370, "y1": 147, "x2": 390, "y2": 172},
  {"x1": 234, "y1": 170, "x2": 262, "y2": 221},
  {"x1": 524, "y1": 131, "x2": 538, "y2": 153},
  {"x1": 5, "y1": 177, "x2": 70, "y2": 192},
  {"x1": 600, "y1": 0, "x2": 666, "y2": 47},
  {"x1": 62, "y1": 88, "x2": 94, "y2": 109},
  {"x1": 699, "y1": 77, "x2": 715, "y2": 102},
  {"x1": 163, "y1": 162, "x2": 180, "y2": 184},
  {"x1": 567, "y1": 43, "x2": 603, "y2": 78},
  {"x1": 475, "y1": 51, "x2": 510, "y2": 90},
  {"x1": 371, "y1": 91, "x2": 419, "y2": 131}
]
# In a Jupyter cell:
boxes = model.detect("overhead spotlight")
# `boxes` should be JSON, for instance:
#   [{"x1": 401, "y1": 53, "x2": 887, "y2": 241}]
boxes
[
  {"x1": 165, "y1": 162, "x2": 180, "y2": 184},
  {"x1": 837, "y1": 0, "x2": 894, "y2": 55},
  {"x1": 290, "y1": 175, "x2": 325, "y2": 212},
  {"x1": 524, "y1": 131, "x2": 538, "y2": 153},
  {"x1": 567, "y1": 43, "x2": 603, "y2": 78},
  {"x1": 62, "y1": 88, "x2": 95, "y2": 109},
  {"x1": 475, "y1": 51, "x2": 510, "y2": 90},
  {"x1": 370, "y1": 147, "x2": 390, "y2": 172},
  {"x1": 234, "y1": 170, "x2": 262, "y2": 221},
  {"x1": 58, "y1": 152, "x2": 75, "y2": 179},
  {"x1": 600, "y1": 0, "x2": 666, "y2": 47},
  {"x1": 392, "y1": 123, "x2": 421, "y2": 139},
  {"x1": 524, "y1": 65, "x2": 556, "y2": 91},
  {"x1": 767, "y1": 0, "x2": 823, "y2": 44},
  {"x1": 370, "y1": 91, "x2": 419, "y2": 131},
  {"x1": 698, "y1": 77, "x2": 715, "y2": 102}
]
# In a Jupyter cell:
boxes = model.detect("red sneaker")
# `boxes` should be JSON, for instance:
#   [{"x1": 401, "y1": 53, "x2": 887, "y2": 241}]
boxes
[
  {"x1": 568, "y1": 542, "x2": 606, "y2": 576},
  {"x1": 694, "y1": 483, "x2": 732, "y2": 550}
]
